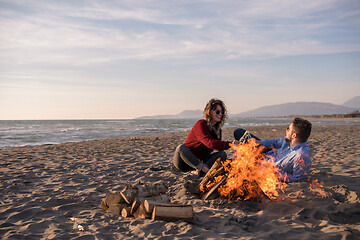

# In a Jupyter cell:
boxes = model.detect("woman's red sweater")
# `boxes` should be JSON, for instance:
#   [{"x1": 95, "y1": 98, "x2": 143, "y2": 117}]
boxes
[{"x1": 184, "y1": 119, "x2": 231, "y2": 160}]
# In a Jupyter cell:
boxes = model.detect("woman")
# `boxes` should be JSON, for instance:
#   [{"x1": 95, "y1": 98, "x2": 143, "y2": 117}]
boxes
[{"x1": 173, "y1": 98, "x2": 236, "y2": 176}]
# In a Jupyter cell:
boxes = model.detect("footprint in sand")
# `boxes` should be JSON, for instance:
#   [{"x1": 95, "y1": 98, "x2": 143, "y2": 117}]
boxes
[{"x1": 329, "y1": 185, "x2": 360, "y2": 204}]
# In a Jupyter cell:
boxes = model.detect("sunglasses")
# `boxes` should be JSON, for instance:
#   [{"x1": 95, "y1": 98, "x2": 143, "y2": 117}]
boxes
[{"x1": 215, "y1": 110, "x2": 223, "y2": 115}]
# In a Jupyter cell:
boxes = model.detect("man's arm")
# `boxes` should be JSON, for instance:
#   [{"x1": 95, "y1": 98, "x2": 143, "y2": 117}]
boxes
[{"x1": 261, "y1": 137, "x2": 284, "y2": 149}]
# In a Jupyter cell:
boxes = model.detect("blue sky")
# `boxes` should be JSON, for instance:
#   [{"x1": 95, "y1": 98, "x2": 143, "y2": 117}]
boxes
[{"x1": 1, "y1": 0, "x2": 359, "y2": 119}]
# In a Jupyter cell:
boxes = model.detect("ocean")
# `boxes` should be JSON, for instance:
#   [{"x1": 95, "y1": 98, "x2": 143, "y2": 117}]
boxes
[{"x1": 1, "y1": 118, "x2": 359, "y2": 149}]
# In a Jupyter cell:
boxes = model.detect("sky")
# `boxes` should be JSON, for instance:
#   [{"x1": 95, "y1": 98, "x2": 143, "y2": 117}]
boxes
[{"x1": 0, "y1": 0, "x2": 359, "y2": 120}]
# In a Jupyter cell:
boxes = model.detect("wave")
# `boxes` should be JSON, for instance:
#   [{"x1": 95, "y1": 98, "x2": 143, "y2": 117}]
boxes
[{"x1": 1, "y1": 118, "x2": 359, "y2": 149}]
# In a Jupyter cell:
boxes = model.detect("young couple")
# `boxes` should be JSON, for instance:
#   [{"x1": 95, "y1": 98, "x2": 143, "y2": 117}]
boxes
[{"x1": 173, "y1": 98, "x2": 312, "y2": 183}]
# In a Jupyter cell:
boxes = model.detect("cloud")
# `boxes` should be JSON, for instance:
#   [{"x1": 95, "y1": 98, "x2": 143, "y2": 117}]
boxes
[{"x1": 0, "y1": 0, "x2": 359, "y2": 67}]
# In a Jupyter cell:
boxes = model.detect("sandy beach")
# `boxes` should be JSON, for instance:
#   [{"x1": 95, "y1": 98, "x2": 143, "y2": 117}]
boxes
[{"x1": 0, "y1": 124, "x2": 359, "y2": 239}]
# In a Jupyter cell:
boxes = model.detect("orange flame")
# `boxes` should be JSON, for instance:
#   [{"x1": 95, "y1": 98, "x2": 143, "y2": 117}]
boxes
[
  {"x1": 218, "y1": 139, "x2": 287, "y2": 200},
  {"x1": 309, "y1": 179, "x2": 329, "y2": 198}
]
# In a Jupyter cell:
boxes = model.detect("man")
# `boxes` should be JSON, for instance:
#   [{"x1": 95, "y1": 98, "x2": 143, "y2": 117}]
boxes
[{"x1": 234, "y1": 117, "x2": 312, "y2": 183}]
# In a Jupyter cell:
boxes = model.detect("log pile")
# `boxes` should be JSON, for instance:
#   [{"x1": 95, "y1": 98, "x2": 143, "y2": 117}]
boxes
[
  {"x1": 100, "y1": 181, "x2": 194, "y2": 222},
  {"x1": 197, "y1": 160, "x2": 269, "y2": 201}
]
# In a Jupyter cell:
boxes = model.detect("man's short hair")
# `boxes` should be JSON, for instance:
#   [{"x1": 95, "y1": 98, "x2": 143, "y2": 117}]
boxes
[{"x1": 292, "y1": 117, "x2": 312, "y2": 143}]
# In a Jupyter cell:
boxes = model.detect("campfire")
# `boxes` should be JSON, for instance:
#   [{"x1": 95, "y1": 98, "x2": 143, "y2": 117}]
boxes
[{"x1": 197, "y1": 140, "x2": 287, "y2": 201}]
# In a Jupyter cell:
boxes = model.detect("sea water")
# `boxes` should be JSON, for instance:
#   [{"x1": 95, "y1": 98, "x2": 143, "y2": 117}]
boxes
[{"x1": 1, "y1": 118, "x2": 359, "y2": 149}]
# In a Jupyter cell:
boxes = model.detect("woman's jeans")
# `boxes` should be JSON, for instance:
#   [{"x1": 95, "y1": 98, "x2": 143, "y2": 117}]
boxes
[{"x1": 173, "y1": 144, "x2": 227, "y2": 172}]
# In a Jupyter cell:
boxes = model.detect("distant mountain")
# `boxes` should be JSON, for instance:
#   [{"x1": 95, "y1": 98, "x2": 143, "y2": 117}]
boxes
[
  {"x1": 342, "y1": 96, "x2": 360, "y2": 109},
  {"x1": 136, "y1": 97, "x2": 359, "y2": 119},
  {"x1": 136, "y1": 110, "x2": 203, "y2": 119},
  {"x1": 232, "y1": 102, "x2": 355, "y2": 118}
]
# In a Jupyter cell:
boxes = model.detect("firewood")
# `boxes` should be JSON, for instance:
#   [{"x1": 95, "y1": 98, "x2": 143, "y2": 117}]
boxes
[
  {"x1": 239, "y1": 180, "x2": 270, "y2": 201},
  {"x1": 213, "y1": 164, "x2": 226, "y2": 176},
  {"x1": 100, "y1": 198, "x2": 108, "y2": 211},
  {"x1": 144, "y1": 194, "x2": 170, "y2": 203},
  {"x1": 104, "y1": 192, "x2": 125, "y2": 206},
  {"x1": 131, "y1": 198, "x2": 143, "y2": 215},
  {"x1": 107, "y1": 203, "x2": 128, "y2": 216},
  {"x1": 133, "y1": 203, "x2": 151, "y2": 219},
  {"x1": 120, "y1": 182, "x2": 168, "y2": 205},
  {"x1": 131, "y1": 194, "x2": 171, "y2": 214},
  {"x1": 143, "y1": 200, "x2": 182, "y2": 213},
  {"x1": 120, "y1": 186, "x2": 138, "y2": 204},
  {"x1": 197, "y1": 166, "x2": 226, "y2": 192},
  {"x1": 138, "y1": 195, "x2": 171, "y2": 203},
  {"x1": 202, "y1": 175, "x2": 227, "y2": 200},
  {"x1": 197, "y1": 160, "x2": 222, "y2": 190},
  {"x1": 121, "y1": 207, "x2": 132, "y2": 218},
  {"x1": 137, "y1": 181, "x2": 168, "y2": 198},
  {"x1": 151, "y1": 205, "x2": 194, "y2": 222}
]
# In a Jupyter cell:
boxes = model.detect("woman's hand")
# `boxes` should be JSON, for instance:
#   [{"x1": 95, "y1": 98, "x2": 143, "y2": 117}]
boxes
[{"x1": 192, "y1": 165, "x2": 209, "y2": 177}]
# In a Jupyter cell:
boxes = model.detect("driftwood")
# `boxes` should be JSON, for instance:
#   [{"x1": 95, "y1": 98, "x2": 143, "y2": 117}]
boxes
[{"x1": 152, "y1": 205, "x2": 194, "y2": 222}]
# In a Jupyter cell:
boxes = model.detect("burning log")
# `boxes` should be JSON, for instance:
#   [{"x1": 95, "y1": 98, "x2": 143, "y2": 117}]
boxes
[
  {"x1": 200, "y1": 177, "x2": 271, "y2": 202},
  {"x1": 196, "y1": 159, "x2": 223, "y2": 193},
  {"x1": 197, "y1": 140, "x2": 286, "y2": 202},
  {"x1": 202, "y1": 175, "x2": 227, "y2": 200}
]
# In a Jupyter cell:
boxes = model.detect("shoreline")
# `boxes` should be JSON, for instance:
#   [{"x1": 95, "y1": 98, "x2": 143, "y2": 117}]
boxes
[
  {"x1": 2, "y1": 122, "x2": 360, "y2": 151},
  {"x1": 0, "y1": 125, "x2": 359, "y2": 239}
]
